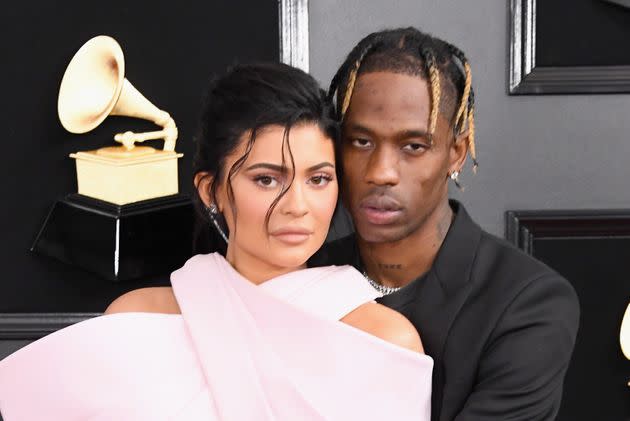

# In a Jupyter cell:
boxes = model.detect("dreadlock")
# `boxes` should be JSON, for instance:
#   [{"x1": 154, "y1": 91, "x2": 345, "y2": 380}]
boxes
[{"x1": 328, "y1": 27, "x2": 478, "y2": 171}]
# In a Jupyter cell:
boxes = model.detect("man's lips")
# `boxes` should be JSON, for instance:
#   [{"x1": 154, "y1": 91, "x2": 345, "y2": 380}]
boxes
[{"x1": 358, "y1": 196, "x2": 403, "y2": 225}]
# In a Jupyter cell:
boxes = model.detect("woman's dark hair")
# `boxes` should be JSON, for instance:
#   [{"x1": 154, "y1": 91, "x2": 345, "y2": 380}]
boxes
[{"x1": 192, "y1": 62, "x2": 338, "y2": 254}]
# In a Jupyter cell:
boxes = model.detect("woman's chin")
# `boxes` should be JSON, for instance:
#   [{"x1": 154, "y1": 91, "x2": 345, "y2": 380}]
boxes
[
  {"x1": 265, "y1": 237, "x2": 323, "y2": 267},
  {"x1": 269, "y1": 246, "x2": 319, "y2": 270},
  {"x1": 273, "y1": 255, "x2": 310, "y2": 270}
]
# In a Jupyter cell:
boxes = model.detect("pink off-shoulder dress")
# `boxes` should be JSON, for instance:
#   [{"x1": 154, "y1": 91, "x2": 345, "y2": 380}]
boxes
[{"x1": 0, "y1": 253, "x2": 433, "y2": 420}]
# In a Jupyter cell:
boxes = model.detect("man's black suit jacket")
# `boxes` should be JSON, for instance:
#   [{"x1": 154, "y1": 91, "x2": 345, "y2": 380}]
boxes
[{"x1": 310, "y1": 201, "x2": 580, "y2": 420}]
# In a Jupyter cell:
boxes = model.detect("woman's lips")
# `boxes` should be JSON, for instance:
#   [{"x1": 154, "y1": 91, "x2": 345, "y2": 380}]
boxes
[{"x1": 270, "y1": 228, "x2": 313, "y2": 245}]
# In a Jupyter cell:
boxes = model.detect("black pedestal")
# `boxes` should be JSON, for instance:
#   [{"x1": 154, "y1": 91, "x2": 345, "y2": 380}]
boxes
[{"x1": 31, "y1": 194, "x2": 194, "y2": 281}]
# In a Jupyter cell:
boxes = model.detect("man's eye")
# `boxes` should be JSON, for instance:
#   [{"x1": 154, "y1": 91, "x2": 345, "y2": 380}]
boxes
[
  {"x1": 351, "y1": 138, "x2": 372, "y2": 148},
  {"x1": 403, "y1": 143, "x2": 427, "y2": 153},
  {"x1": 254, "y1": 175, "x2": 279, "y2": 188}
]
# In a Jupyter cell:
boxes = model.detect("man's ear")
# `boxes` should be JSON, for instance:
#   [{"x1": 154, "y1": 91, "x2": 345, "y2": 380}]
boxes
[
  {"x1": 449, "y1": 129, "x2": 469, "y2": 174},
  {"x1": 194, "y1": 172, "x2": 215, "y2": 208}
]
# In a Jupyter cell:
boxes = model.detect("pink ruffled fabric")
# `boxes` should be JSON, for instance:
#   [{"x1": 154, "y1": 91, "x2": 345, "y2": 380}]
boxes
[{"x1": 0, "y1": 253, "x2": 432, "y2": 420}]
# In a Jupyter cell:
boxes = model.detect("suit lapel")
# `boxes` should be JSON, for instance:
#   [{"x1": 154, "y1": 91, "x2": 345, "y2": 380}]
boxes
[
  {"x1": 379, "y1": 201, "x2": 482, "y2": 420},
  {"x1": 411, "y1": 269, "x2": 475, "y2": 420}
]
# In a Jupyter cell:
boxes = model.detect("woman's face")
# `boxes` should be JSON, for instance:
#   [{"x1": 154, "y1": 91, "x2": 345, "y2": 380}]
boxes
[{"x1": 200, "y1": 123, "x2": 338, "y2": 278}]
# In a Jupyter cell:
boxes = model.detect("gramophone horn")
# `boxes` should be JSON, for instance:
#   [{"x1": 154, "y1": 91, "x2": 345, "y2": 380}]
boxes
[
  {"x1": 57, "y1": 35, "x2": 177, "y2": 151},
  {"x1": 57, "y1": 35, "x2": 126, "y2": 134},
  {"x1": 621, "y1": 302, "x2": 630, "y2": 360}
]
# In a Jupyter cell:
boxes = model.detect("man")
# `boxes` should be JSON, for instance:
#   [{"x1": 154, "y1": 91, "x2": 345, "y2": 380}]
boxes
[{"x1": 311, "y1": 27, "x2": 579, "y2": 420}]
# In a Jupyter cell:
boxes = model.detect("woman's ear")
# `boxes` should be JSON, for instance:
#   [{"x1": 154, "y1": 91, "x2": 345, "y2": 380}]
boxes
[{"x1": 194, "y1": 172, "x2": 215, "y2": 208}]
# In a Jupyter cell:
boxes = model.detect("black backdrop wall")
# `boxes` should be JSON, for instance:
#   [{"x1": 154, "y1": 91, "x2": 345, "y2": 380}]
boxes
[
  {"x1": 536, "y1": 0, "x2": 630, "y2": 67},
  {"x1": 1, "y1": 1, "x2": 279, "y2": 313}
]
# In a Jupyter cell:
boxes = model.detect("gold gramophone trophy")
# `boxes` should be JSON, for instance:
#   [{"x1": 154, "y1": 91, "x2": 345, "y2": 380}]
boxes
[
  {"x1": 621, "y1": 303, "x2": 630, "y2": 386},
  {"x1": 31, "y1": 35, "x2": 192, "y2": 281}
]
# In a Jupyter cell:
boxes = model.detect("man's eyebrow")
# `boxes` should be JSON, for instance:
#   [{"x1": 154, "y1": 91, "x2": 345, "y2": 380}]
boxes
[
  {"x1": 398, "y1": 129, "x2": 432, "y2": 140},
  {"x1": 346, "y1": 123, "x2": 376, "y2": 135},
  {"x1": 347, "y1": 124, "x2": 431, "y2": 139}
]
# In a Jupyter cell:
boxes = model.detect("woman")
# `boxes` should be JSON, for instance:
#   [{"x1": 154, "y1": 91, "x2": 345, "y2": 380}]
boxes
[{"x1": 0, "y1": 63, "x2": 432, "y2": 420}]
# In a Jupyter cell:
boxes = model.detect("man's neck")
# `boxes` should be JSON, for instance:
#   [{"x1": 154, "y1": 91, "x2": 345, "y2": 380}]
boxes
[{"x1": 358, "y1": 200, "x2": 453, "y2": 289}]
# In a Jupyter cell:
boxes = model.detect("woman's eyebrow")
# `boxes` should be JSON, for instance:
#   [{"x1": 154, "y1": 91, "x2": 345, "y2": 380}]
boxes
[
  {"x1": 245, "y1": 163, "x2": 287, "y2": 172},
  {"x1": 306, "y1": 162, "x2": 335, "y2": 171},
  {"x1": 245, "y1": 162, "x2": 334, "y2": 172}
]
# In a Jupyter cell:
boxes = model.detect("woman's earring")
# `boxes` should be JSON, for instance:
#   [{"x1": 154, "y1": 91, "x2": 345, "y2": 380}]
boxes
[
  {"x1": 206, "y1": 204, "x2": 229, "y2": 244},
  {"x1": 450, "y1": 170, "x2": 465, "y2": 191}
]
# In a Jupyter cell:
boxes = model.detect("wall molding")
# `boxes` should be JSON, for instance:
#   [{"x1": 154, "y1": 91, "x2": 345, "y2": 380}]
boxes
[
  {"x1": 279, "y1": 0, "x2": 309, "y2": 72},
  {"x1": 509, "y1": 0, "x2": 630, "y2": 94},
  {"x1": 505, "y1": 209, "x2": 630, "y2": 254},
  {"x1": 0, "y1": 313, "x2": 98, "y2": 340}
]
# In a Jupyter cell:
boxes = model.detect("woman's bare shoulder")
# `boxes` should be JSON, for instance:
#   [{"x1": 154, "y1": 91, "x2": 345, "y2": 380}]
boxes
[
  {"x1": 104, "y1": 287, "x2": 181, "y2": 315},
  {"x1": 341, "y1": 302, "x2": 424, "y2": 353}
]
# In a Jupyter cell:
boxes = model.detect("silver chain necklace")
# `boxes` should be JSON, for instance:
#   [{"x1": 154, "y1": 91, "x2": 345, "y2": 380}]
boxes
[{"x1": 362, "y1": 271, "x2": 402, "y2": 296}]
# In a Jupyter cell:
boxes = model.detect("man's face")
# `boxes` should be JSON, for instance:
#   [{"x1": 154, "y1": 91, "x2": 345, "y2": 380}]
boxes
[{"x1": 341, "y1": 71, "x2": 456, "y2": 243}]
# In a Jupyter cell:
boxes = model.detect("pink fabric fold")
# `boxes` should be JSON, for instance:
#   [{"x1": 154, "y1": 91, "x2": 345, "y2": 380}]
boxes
[{"x1": 0, "y1": 253, "x2": 432, "y2": 420}]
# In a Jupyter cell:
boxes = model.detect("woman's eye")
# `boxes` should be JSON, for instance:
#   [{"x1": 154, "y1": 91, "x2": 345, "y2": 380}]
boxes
[
  {"x1": 351, "y1": 138, "x2": 372, "y2": 149},
  {"x1": 308, "y1": 174, "x2": 333, "y2": 187},
  {"x1": 254, "y1": 175, "x2": 279, "y2": 188}
]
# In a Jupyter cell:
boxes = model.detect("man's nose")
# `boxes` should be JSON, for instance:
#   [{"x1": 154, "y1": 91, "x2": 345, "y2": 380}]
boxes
[{"x1": 364, "y1": 146, "x2": 400, "y2": 186}]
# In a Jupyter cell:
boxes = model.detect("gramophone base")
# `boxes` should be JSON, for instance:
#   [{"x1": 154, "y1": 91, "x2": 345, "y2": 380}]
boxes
[
  {"x1": 31, "y1": 194, "x2": 193, "y2": 281},
  {"x1": 70, "y1": 149, "x2": 183, "y2": 205}
]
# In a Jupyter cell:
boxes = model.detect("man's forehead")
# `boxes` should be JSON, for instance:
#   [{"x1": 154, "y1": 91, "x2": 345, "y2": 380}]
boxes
[
  {"x1": 349, "y1": 72, "x2": 430, "y2": 117},
  {"x1": 352, "y1": 72, "x2": 430, "y2": 97},
  {"x1": 343, "y1": 118, "x2": 430, "y2": 139}
]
